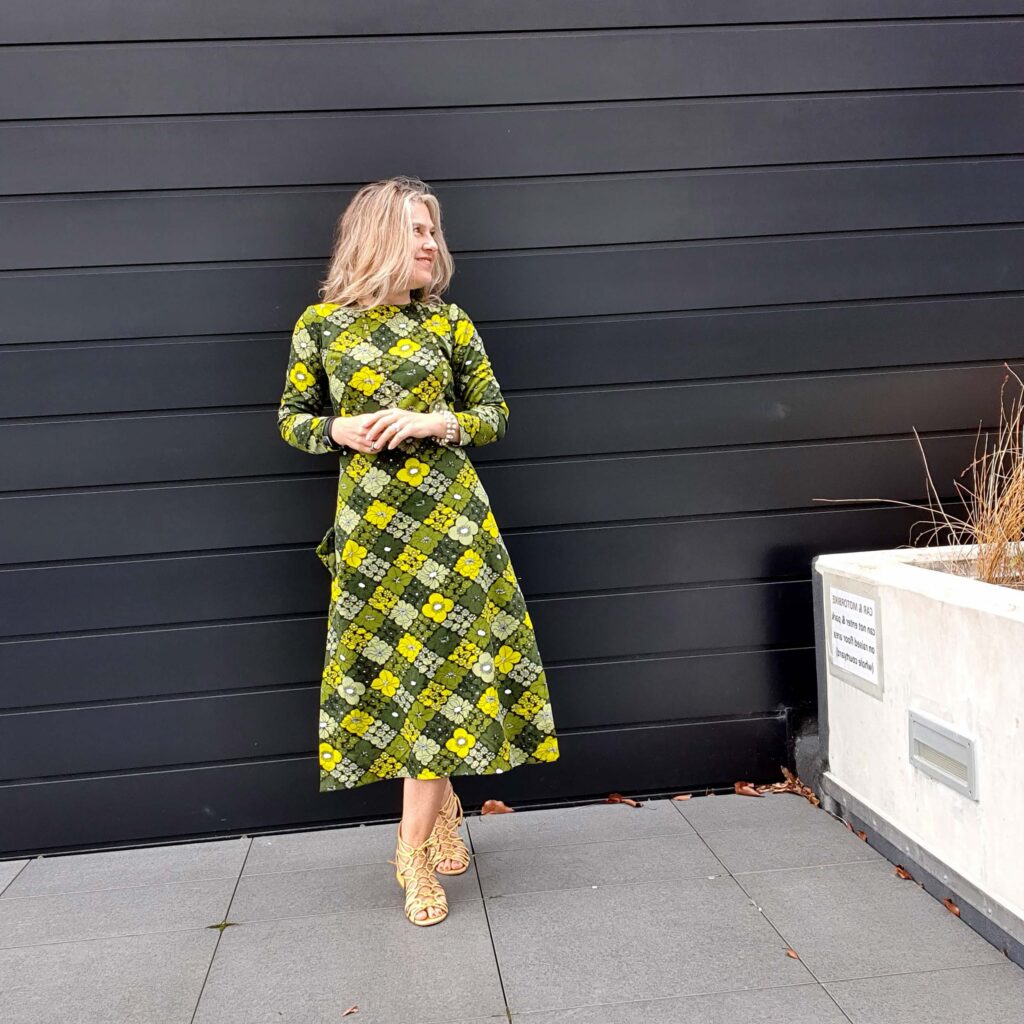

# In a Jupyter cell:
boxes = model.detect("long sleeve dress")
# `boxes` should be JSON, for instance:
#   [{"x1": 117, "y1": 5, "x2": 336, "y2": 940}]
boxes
[{"x1": 278, "y1": 298, "x2": 561, "y2": 791}]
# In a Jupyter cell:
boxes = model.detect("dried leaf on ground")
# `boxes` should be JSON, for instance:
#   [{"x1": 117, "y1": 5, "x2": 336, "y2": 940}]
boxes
[
  {"x1": 671, "y1": 793, "x2": 692, "y2": 801},
  {"x1": 785, "y1": 948, "x2": 800, "y2": 959},
  {"x1": 734, "y1": 781, "x2": 764, "y2": 798},
  {"x1": 855, "y1": 830, "x2": 868, "y2": 841},
  {"x1": 342, "y1": 1005, "x2": 359, "y2": 1016},
  {"x1": 479, "y1": 799, "x2": 515, "y2": 815},
  {"x1": 730, "y1": 766, "x2": 820, "y2": 805},
  {"x1": 894, "y1": 865, "x2": 914, "y2": 880},
  {"x1": 943, "y1": 897, "x2": 961, "y2": 917},
  {"x1": 606, "y1": 792, "x2": 643, "y2": 807}
]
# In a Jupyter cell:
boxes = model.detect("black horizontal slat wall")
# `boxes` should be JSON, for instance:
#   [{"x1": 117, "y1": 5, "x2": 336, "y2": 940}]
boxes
[{"x1": 2, "y1": 4, "x2": 1023, "y2": 856}]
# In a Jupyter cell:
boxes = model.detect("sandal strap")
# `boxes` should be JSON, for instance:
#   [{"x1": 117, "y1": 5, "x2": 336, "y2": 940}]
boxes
[
  {"x1": 429, "y1": 784, "x2": 472, "y2": 869},
  {"x1": 392, "y1": 827, "x2": 448, "y2": 921}
]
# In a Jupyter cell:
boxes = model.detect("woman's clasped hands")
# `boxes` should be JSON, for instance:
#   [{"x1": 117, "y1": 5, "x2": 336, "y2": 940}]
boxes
[{"x1": 330, "y1": 409, "x2": 445, "y2": 453}]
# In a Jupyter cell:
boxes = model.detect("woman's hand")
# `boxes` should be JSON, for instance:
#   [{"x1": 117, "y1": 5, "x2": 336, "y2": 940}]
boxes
[{"x1": 333, "y1": 410, "x2": 444, "y2": 452}]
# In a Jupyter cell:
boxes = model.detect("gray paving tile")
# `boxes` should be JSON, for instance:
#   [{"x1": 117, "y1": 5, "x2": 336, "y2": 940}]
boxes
[
  {"x1": 0, "y1": 860, "x2": 27, "y2": 893},
  {"x1": 514, "y1": 983, "x2": 848, "y2": 1023},
  {"x1": 3, "y1": 838, "x2": 249, "y2": 898},
  {"x1": 673, "y1": 793, "x2": 824, "y2": 834},
  {"x1": 192, "y1": 901, "x2": 505, "y2": 1024},
  {"x1": 244, "y1": 822, "x2": 398, "y2": 876},
  {"x1": 486, "y1": 874, "x2": 812, "y2": 1014},
  {"x1": 825, "y1": 962, "x2": 1024, "y2": 1023},
  {"x1": 477, "y1": 833, "x2": 724, "y2": 897},
  {"x1": 0, "y1": 876, "x2": 236, "y2": 949},
  {"x1": 701, "y1": 812, "x2": 884, "y2": 874},
  {"x1": 468, "y1": 798, "x2": 694, "y2": 855},
  {"x1": 0, "y1": 928, "x2": 218, "y2": 1024},
  {"x1": 231, "y1": 857, "x2": 482, "y2": 922},
  {"x1": 739, "y1": 860, "x2": 1007, "y2": 982}
]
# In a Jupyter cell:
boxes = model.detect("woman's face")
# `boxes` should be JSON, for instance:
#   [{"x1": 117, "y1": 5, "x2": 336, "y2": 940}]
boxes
[{"x1": 409, "y1": 200, "x2": 439, "y2": 288}]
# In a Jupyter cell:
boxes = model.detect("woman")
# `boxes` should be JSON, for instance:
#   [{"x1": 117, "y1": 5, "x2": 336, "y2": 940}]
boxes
[{"x1": 277, "y1": 176, "x2": 560, "y2": 927}]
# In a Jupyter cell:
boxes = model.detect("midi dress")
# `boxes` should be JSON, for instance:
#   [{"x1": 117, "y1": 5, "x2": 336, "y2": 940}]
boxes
[{"x1": 277, "y1": 298, "x2": 561, "y2": 791}]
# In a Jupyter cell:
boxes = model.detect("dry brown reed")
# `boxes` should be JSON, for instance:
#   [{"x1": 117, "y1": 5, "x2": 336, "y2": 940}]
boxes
[{"x1": 813, "y1": 363, "x2": 1024, "y2": 590}]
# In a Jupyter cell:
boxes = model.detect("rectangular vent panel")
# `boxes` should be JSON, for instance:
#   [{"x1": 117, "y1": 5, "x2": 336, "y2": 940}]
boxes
[{"x1": 908, "y1": 711, "x2": 977, "y2": 801}]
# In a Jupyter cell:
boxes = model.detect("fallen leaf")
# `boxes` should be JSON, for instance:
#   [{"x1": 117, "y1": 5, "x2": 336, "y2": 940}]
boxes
[
  {"x1": 606, "y1": 792, "x2": 642, "y2": 807},
  {"x1": 671, "y1": 793, "x2": 692, "y2": 801},
  {"x1": 843, "y1": 819, "x2": 853, "y2": 831},
  {"x1": 855, "y1": 830, "x2": 868, "y2": 841},
  {"x1": 342, "y1": 1006, "x2": 359, "y2": 1017},
  {"x1": 942, "y1": 897, "x2": 961, "y2": 917},
  {"x1": 785, "y1": 947, "x2": 800, "y2": 959},
  {"x1": 894, "y1": 865, "x2": 913, "y2": 880},
  {"x1": 734, "y1": 782, "x2": 764, "y2": 798},
  {"x1": 479, "y1": 799, "x2": 514, "y2": 815}
]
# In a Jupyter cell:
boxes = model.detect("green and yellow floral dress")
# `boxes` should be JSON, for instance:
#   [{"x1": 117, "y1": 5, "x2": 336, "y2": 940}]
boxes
[{"x1": 278, "y1": 298, "x2": 560, "y2": 791}]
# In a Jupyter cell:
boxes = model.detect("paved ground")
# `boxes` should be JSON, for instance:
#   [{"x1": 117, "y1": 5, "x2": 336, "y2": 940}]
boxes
[{"x1": 1, "y1": 792, "x2": 1022, "y2": 1023}]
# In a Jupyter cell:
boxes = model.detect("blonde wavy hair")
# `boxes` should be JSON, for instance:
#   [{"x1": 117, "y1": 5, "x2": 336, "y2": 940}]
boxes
[{"x1": 317, "y1": 176, "x2": 454, "y2": 309}]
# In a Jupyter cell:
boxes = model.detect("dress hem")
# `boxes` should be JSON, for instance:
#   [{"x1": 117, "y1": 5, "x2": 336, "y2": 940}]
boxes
[{"x1": 318, "y1": 752, "x2": 558, "y2": 792}]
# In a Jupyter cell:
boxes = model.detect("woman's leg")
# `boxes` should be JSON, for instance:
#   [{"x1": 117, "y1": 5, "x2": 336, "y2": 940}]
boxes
[{"x1": 399, "y1": 777, "x2": 449, "y2": 921}]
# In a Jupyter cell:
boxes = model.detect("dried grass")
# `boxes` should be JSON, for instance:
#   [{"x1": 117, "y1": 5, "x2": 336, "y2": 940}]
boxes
[{"x1": 814, "y1": 363, "x2": 1024, "y2": 590}]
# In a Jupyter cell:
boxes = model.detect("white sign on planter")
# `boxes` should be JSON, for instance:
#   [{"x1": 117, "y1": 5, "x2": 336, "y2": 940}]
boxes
[{"x1": 825, "y1": 578, "x2": 883, "y2": 698}]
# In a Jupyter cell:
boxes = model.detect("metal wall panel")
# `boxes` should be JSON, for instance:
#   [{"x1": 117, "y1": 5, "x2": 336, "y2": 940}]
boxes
[{"x1": 2, "y1": 7, "x2": 1022, "y2": 855}]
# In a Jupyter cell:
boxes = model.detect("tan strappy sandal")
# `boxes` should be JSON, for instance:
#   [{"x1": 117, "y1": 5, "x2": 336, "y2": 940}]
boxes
[
  {"x1": 389, "y1": 823, "x2": 449, "y2": 926},
  {"x1": 428, "y1": 779, "x2": 472, "y2": 875}
]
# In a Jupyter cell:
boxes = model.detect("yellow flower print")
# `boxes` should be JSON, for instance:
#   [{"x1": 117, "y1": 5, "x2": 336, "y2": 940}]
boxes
[
  {"x1": 422, "y1": 592, "x2": 454, "y2": 623},
  {"x1": 449, "y1": 639, "x2": 482, "y2": 669},
  {"x1": 365, "y1": 500, "x2": 397, "y2": 529},
  {"x1": 371, "y1": 669, "x2": 400, "y2": 698},
  {"x1": 351, "y1": 366, "x2": 385, "y2": 396},
  {"x1": 423, "y1": 314, "x2": 452, "y2": 336},
  {"x1": 341, "y1": 708, "x2": 374, "y2": 736},
  {"x1": 288, "y1": 361, "x2": 316, "y2": 392},
  {"x1": 499, "y1": 738, "x2": 511, "y2": 762},
  {"x1": 396, "y1": 457, "x2": 431, "y2": 487},
  {"x1": 419, "y1": 681, "x2": 453, "y2": 710},
  {"x1": 477, "y1": 686, "x2": 501, "y2": 719},
  {"x1": 400, "y1": 720, "x2": 420, "y2": 744},
  {"x1": 369, "y1": 585, "x2": 398, "y2": 613},
  {"x1": 446, "y1": 728, "x2": 476, "y2": 757},
  {"x1": 411, "y1": 376, "x2": 443, "y2": 404},
  {"x1": 417, "y1": 768, "x2": 440, "y2": 779},
  {"x1": 321, "y1": 662, "x2": 341, "y2": 699},
  {"x1": 454, "y1": 318, "x2": 474, "y2": 347},
  {"x1": 512, "y1": 691, "x2": 545, "y2": 719},
  {"x1": 523, "y1": 609, "x2": 533, "y2": 628},
  {"x1": 340, "y1": 624, "x2": 374, "y2": 652},
  {"x1": 370, "y1": 753, "x2": 404, "y2": 778},
  {"x1": 396, "y1": 632, "x2": 422, "y2": 662},
  {"x1": 341, "y1": 538, "x2": 368, "y2": 568},
  {"x1": 395, "y1": 546, "x2": 427, "y2": 574},
  {"x1": 481, "y1": 510, "x2": 499, "y2": 538},
  {"x1": 319, "y1": 743, "x2": 342, "y2": 770},
  {"x1": 330, "y1": 576, "x2": 343, "y2": 603},
  {"x1": 534, "y1": 736, "x2": 560, "y2": 762},
  {"x1": 424, "y1": 503, "x2": 457, "y2": 532},
  {"x1": 388, "y1": 337, "x2": 420, "y2": 357},
  {"x1": 454, "y1": 549, "x2": 483, "y2": 580},
  {"x1": 311, "y1": 302, "x2": 340, "y2": 317},
  {"x1": 495, "y1": 645, "x2": 522, "y2": 674}
]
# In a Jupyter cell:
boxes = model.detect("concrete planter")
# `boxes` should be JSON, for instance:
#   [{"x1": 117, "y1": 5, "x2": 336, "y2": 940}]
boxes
[{"x1": 812, "y1": 543, "x2": 1024, "y2": 957}]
